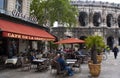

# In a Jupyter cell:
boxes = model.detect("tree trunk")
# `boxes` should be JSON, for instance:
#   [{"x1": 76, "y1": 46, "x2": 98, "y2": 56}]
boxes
[
  {"x1": 93, "y1": 50, "x2": 97, "y2": 64},
  {"x1": 91, "y1": 45, "x2": 97, "y2": 64}
]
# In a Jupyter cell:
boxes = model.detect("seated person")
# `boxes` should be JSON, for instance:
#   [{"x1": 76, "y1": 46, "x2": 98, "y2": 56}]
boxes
[
  {"x1": 30, "y1": 52, "x2": 36, "y2": 62},
  {"x1": 35, "y1": 50, "x2": 43, "y2": 59},
  {"x1": 53, "y1": 53, "x2": 60, "y2": 61},
  {"x1": 55, "y1": 54, "x2": 74, "y2": 76}
]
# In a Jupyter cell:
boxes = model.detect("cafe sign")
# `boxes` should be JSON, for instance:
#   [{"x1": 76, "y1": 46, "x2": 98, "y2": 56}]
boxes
[
  {"x1": 2, "y1": 32, "x2": 54, "y2": 41},
  {"x1": 12, "y1": 10, "x2": 38, "y2": 24}
]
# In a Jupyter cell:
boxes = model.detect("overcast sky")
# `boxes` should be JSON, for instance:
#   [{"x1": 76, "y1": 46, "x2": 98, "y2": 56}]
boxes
[{"x1": 87, "y1": 0, "x2": 120, "y2": 4}]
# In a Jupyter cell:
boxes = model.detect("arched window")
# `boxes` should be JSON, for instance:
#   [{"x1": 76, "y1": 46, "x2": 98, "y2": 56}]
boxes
[
  {"x1": 79, "y1": 11, "x2": 88, "y2": 26},
  {"x1": 107, "y1": 36, "x2": 114, "y2": 50},
  {"x1": 106, "y1": 14, "x2": 113, "y2": 27},
  {"x1": 79, "y1": 36, "x2": 87, "y2": 49},
  {"x1": 93, "y1": 12, "x2": 101, "y2": 27},
  {"x1": 118, "y1": 37, "x2": 120, "y2": 46},
  {"x1": 15, "y1": 0, "x2": 22, "y2": 13},
  {"x1": 117, "y1": 15, "x2": 120, "y2": 28}
]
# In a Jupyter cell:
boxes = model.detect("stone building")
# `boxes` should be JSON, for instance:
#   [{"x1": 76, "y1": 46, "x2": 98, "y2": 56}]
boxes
[
  {"x1": 0, "y1": 0, "x2": 54, "y2": 59},
  {"x1": 0, "y1": 0, "x2": 30, "y2": 17},
  {"x1": 51, "y1": 0, "x2": 120, "y2": 49}
]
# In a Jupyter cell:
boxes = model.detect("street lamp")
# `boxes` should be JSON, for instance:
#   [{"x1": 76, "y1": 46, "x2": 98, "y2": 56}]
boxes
[
  {"x1": 88, "y1": 3, "x2": 93, "y2": 36},
  {"x1": 114, "y1": 7, "x2": 118, "y2": 45}
]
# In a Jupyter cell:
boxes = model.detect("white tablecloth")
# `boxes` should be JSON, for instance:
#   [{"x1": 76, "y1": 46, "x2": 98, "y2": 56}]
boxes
[
  {"x1": 5, "y1": 58, "x2": 18, "y2": 65},
  {"x1": 66, "y1": 59, "x2": 77, "y2": 62},
  {"x1": 33, "y1": 58, "x2": 47, "y2": 63},
  {"x1": 66, "y1": 59, "x2": 77, "y2": 64}
]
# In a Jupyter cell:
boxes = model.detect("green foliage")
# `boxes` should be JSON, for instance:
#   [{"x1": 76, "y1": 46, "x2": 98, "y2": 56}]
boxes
[
  {"x1": 85, "y1": 35, "x2": 106, "y2": 52},
  {"x1": 85, "y1": 35, "x2": 106, "y2": 64},
  {"x1": 49, "y1": 41, "x2": 58, "y2": 49},
  {"x1": 30, "y1": 0, "x2": 78, "y2": 27}
]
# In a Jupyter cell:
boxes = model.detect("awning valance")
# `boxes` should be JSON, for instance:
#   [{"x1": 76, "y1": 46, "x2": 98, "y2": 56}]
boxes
[{"x1": 0, "y1": 19, "x2": 55, "y2": 41}]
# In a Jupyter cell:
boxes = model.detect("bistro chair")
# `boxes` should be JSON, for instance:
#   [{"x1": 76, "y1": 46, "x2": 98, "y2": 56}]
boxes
[
  {"x1": 50, "y1": 60, "x2": 67, "y2": 76},
  {"x1": 21, "y1": 56, "x2": 31, "y2": 71},
  {"x1": 50, "y1": 60, "x2": 60, "y2": 74},
  {"x1": 36, "y1": 59, "x2": 49, "y2": 71},
  {"x1": 72, "y1": 58, "x2": 82, "y2": 72}
]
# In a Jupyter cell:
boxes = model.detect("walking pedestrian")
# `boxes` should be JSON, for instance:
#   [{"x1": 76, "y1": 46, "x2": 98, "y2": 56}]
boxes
[{"x1": 112, "y1": 46, "x2": 119, "y2": 59}]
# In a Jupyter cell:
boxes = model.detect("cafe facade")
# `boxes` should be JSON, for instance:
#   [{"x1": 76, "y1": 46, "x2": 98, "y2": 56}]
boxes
[{"x1": 0, "y1": 12, "x2": 55, "y2": 58}]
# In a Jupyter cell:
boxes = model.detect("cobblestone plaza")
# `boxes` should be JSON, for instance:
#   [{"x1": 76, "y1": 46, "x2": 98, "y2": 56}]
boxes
[{"x1": 0, "y1": 52, "x2": 120, "y2": 78}]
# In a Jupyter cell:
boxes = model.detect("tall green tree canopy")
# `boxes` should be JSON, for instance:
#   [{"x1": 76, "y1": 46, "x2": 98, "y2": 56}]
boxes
[{"x1": 30, "y1": 0, "x2": 78, "y2": 27}]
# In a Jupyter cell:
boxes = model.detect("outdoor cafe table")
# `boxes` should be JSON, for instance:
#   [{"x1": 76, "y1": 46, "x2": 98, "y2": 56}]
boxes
[
  {"x1": 32, "y1": 58, "x2": 48, "y2": 71},
  {"x1": 5, "y1": 57, "x2": 22, "y2": 68},
  {"x1": 5, "y1": 58, "x2": 18, "y2": 65},
  {"x1": 33, "y1": 58, "x2": 47, "y2": 62},
  {"x1": 66, "y1": 59, "x2": 77, "y2": 66}
]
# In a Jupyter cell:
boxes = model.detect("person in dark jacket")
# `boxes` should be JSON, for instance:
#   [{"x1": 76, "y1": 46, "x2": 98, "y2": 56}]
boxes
[
  {"x1": 30, "y1": 52, "x2": 36, "y2": 62},
  {"x1": 56, "y1": 54, "x2": 74, "y2": 76},
  {"x1": 112, "y1": 46, "x2": 119, "y2": 59}
]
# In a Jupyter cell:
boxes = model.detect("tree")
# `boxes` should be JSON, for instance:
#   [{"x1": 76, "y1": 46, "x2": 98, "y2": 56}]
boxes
[
  {"x1": 30, "y1": 0, "x2": 78, "y2": 27},
  {"x1": 85, "y1": 35, "x2": 106, "y2": 64}
]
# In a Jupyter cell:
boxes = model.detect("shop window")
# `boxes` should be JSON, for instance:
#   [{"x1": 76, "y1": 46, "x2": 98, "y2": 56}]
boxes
[
  {"x1": 0, "y1": 0, "x2": 7, "y2": 12},
  {"x1": 15, "y1": 0, "x2": 22, "y2": 13},
  {"x1": 0, "y1": 38, "x2": 7, "y2": 55}
]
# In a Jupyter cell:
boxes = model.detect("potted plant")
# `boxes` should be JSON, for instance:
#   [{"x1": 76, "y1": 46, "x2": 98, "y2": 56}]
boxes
[{"x1": 85, "y1": 35, "x2": 106, "y2": 77}]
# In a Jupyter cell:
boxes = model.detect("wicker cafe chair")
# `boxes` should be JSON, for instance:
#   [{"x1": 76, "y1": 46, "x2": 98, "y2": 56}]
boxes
[
  {"x1": 50, "y1": 60, "x2": 67, "y2": 76},
  {"x1": 50, "y1": 60, "x2": 60, "y2": 74}
]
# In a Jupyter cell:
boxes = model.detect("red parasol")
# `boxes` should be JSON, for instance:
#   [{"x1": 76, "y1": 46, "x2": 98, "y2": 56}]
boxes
[{"x1": 55, "y1": 38, "x2": 85, "y2": 44}]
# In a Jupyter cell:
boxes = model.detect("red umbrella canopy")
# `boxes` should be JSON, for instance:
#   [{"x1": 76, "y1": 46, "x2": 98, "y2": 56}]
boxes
[{"x1": 55, "y1": 38, "x2": 85, "y2": 44}]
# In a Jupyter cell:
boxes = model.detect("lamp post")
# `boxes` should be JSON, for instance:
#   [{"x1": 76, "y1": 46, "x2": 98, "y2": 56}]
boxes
[
  {"x1": 101, "y1": 2, "x2": 107, "y2": 43},
  {"x1": 114, "y1": 7, "x2": 118, "y2": 46},
  {"x1": 88, "y1": 3, "x2": 93, "y2": 36}
]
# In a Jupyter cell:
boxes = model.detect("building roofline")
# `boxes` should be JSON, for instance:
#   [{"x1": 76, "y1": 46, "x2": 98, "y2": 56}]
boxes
[{"x1": 0, "y1": 13, "x2": 49, "y2": 32}]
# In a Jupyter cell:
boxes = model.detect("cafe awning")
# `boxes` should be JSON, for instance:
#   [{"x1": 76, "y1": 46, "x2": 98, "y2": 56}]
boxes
[
  {"x1": 0, "y1": 19, "x2": 55, "y2": 41},
  {"x1": 55, "y1": 38, "x2": 85, "y2": 44}
]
